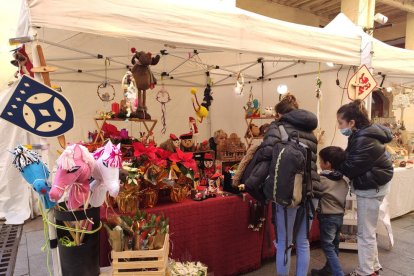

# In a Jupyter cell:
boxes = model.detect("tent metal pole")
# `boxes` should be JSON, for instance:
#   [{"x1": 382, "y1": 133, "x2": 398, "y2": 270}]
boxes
[
  {"x1": 51, "y1": 67, "x2": 126, "y2": 75},
  {"x1": 39, "y1": 39, "x2": 102, "y2": 58},
  {"x1": 218, "y1": 60, "x2": 258, "y2": 67},
  {"x1": 168, "y1": 54, "x2": 199, "y2": 74},
  {"x1": 263, "y1": 62, "x2": 298, "y2": 78},
  {"x1": 170, "y1": 69, "x2": 208, "y2": 77},
  {"x1": 47, "y1": 56, "x2": 103, "y2": 62},
  {"x1": 168, "y1": 53, "x2": 210, "y2": 69},
  {"x1": 214, "y1": 62, "x2": 258, "y2": 84},
  {"x1": 167, "y1": 78, "x2": 205, "y2": 87},
  {"x1": 48, "y1": 63, "x2": 120, "y2": 83},
  {"x1": 212, "y1": 68, "x2": 338, "y2": 87},
  {"x1": 263, "y1": 59, "x2": 302, "y2": 63},
  {"x1": 51, "y1": 79, "x2": 121, "y2": 84}
]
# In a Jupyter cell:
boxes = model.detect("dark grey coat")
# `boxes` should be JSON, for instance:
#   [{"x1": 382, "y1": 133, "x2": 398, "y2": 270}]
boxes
[{"x1": 241, "y1": 109, "x2": 320, "y2": 202}]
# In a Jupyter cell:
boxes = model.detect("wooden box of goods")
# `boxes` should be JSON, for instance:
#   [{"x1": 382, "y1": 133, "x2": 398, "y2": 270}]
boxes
[
  {"x1": 111, "y1": 234, "x2": 169, "y2": 276},
  {"x1": 216, "y1": 133, "x2": 247, "y2": 163}
]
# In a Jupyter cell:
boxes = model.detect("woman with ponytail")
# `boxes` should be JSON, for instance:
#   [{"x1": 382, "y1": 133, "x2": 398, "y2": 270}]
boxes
[
  {"x1": 336, "y1": 100, "x2": 393, "y2": 276},
  {"x1": 237, "y1": 94, "x2": 320, "y2": 276}
]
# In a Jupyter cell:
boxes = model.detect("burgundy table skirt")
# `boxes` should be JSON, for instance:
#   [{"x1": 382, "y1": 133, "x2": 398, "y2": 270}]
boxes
[{"x1": 100, "y1": 194, "x2": 319, "y2": 276}]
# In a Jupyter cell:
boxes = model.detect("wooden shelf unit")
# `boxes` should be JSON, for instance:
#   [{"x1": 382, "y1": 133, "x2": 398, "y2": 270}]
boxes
[
  {"x1": 244, "y1": 116, "x2": 276, "y2": 149},
  {"x1": 94, "y1": 117, "x2": 157, "y2": 143}
]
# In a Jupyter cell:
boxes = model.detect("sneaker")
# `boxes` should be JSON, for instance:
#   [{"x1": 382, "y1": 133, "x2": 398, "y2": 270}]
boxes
[
  {"x1": 375, "y1": 269, "x2": 382, "y2": 275},
  {"x1": 345, "y1": 271, "x2": 378, "y2": 276},
  {"x1": 311, "y1": 265, "x2": 332, "y2": 276}
]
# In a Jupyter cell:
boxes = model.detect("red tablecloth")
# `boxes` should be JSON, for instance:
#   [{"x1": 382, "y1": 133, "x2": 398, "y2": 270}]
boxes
[{"x1": 100, "y1": 195, "x2": 319, "y2": 276}]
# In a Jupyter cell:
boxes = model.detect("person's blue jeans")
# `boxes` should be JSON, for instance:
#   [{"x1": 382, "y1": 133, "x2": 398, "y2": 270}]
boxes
[
  {"x1": 318, "y1": 214, "x2": 345, "y2": 276},
  {"x1": 274, "y1": 203, "x2": 310, "y2": 276}
]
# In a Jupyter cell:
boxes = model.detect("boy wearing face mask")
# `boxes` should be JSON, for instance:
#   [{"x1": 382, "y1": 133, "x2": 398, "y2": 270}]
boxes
[{"x1": 336, "y1": 100, "x2": 393, "y2": 276}]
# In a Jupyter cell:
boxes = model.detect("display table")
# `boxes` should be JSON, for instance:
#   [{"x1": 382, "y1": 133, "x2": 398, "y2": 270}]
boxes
[
  {"x1": 100, "y1": 194, "x2": 319, "y2": 276},
  {"x1": 387, "y1": 167, "x2": 414, "y2": 219}
]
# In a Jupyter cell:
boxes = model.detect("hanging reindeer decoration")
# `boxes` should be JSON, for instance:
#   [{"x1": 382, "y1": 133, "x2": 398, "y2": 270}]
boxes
[{"x1": 130, "y1": 48, "x2": 161, "y2": 119}]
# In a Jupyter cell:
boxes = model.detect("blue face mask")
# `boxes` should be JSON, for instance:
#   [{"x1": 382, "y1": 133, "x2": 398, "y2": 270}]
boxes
[{"x1": 340, "y1": 128, "x2": 353, "y2": 136}]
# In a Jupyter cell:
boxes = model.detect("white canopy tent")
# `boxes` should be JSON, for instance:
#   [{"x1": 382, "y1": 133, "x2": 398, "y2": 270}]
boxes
[
  {"x1": 1, "y1": 0, "x2": 413, "y2": 226},
  {"x1": 324, "y1": 13, "x2": 414, "y2": 76}
]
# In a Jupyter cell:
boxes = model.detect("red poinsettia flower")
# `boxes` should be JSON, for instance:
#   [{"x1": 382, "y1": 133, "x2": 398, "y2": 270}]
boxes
[
  {"x1": 152, "y1": 148, "x2": 171, "y2": 168},
  {"x1": 132, "y1": 142, "x2": 157, "y2": 161},
  {"x1": 169, "y1": 149, "x2": 197, "y2": 172},
  {"x1": 155, "y1": 148, "x2": 172, "y2": 160},
  {"x1": 102, "y1": 123, "x2": 120, "y2": 137}
]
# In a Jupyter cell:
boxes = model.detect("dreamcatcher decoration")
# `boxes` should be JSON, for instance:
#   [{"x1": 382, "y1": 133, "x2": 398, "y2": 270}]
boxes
[
  {"x1": 97, "y1": 58, "x2": 115, "y2": 102},
  {"x1": 315, "y1": 63, "x2": 325, "y2": 144},
  {"x1": 156, "y1": 84, "x2": 171, "y2": 134},
  {"x1": 234, "y1": 72, "x2": 245, "y2": 96}
]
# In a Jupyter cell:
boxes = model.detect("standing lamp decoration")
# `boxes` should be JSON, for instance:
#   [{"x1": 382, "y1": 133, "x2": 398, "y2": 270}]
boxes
[
  {"x1": 156, "y1": 84, "x2": 171, "y2": 134},
  {"x1": 96, "y1": 58, "x2": 115, "y2": 103},
  {"x1": 130, "y1": 47, "x2": 161, "y2": 119}
]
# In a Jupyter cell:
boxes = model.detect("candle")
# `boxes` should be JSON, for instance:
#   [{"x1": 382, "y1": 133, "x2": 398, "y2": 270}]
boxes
[{"x1": 111, "y1": 102, "x2": 120, "y2": 116}]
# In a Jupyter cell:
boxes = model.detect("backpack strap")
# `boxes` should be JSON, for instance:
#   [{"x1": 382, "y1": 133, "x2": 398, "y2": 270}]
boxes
[{"x1": 278, "y1": 124, "x2": 309, "y2": 149}]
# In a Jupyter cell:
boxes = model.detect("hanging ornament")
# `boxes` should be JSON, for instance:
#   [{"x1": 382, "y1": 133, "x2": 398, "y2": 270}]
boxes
[
  {"x1": 121, "y1": 70, "x2": 138, "y2": 118},
  {"x1": 315, "y1": 63, "x2": 325, "y2": 144},
  {"x1": 234, "y1": 72, "x2": 244, "y2": 96},
  {"x1": 156, "y1": 84, "x2": 171, "y2": 134},
  {"x1": 97, "y1": 58, "x2": 115, "y2": 102}
]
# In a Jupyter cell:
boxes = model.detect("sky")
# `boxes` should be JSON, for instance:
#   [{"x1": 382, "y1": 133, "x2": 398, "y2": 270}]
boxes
[{"x1": 0, "y1": 0, "x2": 23, "y2": 90}]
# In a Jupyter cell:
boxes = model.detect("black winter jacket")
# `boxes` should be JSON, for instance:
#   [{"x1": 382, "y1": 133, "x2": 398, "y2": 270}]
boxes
[
  {"x1": 241, "y1": 109, "x2": 320, "y2": 201},
  {"x1": 338, "y1": 124, "x2": 393, "y2": 190}
]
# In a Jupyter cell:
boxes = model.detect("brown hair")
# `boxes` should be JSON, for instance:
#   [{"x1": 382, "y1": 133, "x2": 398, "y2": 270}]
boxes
[
  {"x1": 319, "y1": 146, "x2": 347, "y2": 170},
  {"x1": 337, "y1": 100, "x2": 371, "y2": 129},
  {"x1": 275, "y1": 93, "x2": 299, "y2": 115}
]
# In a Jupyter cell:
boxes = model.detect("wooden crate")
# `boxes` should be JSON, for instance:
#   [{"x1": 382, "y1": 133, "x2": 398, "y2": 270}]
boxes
[{"x1": 111, "y1": 234, "x2": 169, "y2": 276}]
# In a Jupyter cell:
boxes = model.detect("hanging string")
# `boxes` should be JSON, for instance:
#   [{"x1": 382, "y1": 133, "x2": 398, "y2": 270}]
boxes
[{"x1": 316, "y1": 63, "x2": 322, "y2": 126}]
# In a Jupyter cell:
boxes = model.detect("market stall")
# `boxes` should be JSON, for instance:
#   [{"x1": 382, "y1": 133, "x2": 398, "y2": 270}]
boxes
[{"x1": 2, "y1": 0, "x2": 414, "y2": 275}]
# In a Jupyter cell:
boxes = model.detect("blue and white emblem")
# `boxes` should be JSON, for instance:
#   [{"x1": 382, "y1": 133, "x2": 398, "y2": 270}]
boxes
[{"x1": 0, "y1": 75, "x2": 74, "y2": 137}]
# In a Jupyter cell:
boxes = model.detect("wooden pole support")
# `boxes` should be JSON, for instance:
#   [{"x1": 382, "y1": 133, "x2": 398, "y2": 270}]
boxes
[{"x1": 35, "y1": 45, "x2": 67, "y2": 148}]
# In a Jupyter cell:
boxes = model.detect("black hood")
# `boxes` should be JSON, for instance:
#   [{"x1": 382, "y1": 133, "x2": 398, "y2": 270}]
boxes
[
  {"x1": 280, "y1": 109, "x2": 318, "y2": 132},
  {"x1": 355, "y1": 124, "x2": 392, "y2": 144},
  {"x1": 320, "y1": 170, "x2": 344, "y2": 181}
]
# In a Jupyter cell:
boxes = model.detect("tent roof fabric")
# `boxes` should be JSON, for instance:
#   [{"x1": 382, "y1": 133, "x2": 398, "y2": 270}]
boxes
[
  {"x1": 325, "y1": 13, "x2": 414, "y2": 76},
  {"x1": 24, "y1": 0, "x2": 361, "y2": 66}
]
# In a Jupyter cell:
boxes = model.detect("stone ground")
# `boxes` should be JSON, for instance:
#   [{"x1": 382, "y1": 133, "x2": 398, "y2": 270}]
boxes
[{"x1": 14, "y1": 212, "x2": 414, "y2": 276}]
